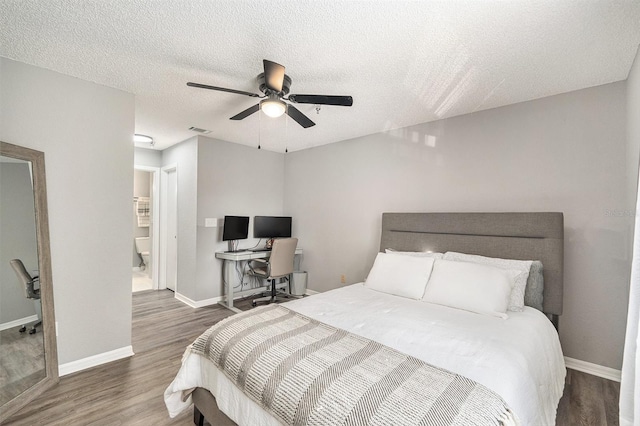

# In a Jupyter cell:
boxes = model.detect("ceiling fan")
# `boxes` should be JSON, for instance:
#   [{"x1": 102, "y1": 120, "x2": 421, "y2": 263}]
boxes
[{"x1": 187, "y1": 59, "x2": 353, "y2": 128}]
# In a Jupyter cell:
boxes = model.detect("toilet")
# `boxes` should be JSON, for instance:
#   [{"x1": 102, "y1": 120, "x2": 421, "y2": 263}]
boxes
[{"x1": 134, "y1": 237, "x2": 151, "y2": 271}]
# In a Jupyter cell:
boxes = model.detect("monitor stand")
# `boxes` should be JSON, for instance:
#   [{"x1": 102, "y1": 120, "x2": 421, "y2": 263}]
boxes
[{"x1": 226, "y1": 240, "x2": 241, "y2": 253}]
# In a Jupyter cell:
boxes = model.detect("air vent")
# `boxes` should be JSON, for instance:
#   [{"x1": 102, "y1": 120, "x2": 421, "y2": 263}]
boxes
[{"x1": 188, "y1": 126, "x2": 211, "y2": 134}]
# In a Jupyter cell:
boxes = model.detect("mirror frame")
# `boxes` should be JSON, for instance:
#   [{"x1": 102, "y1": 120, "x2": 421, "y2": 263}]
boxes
[{"x1": 1, "y1": 141, "x2": 58, "y2": 422}]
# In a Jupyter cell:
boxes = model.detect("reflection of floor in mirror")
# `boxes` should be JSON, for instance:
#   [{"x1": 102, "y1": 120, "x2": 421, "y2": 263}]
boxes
[
  {"x1": 132, "y1": 270, "x2": 152, "y2": 292},
  {"x1": 0, "y1": 325, "x2": 45, "y2": 406}
]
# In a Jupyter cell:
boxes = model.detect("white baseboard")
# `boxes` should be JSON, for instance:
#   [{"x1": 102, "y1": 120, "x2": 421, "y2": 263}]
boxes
[
  {"x1": 174, "y1": 284, "x2": 290, "y2": 308},
  {"x1": 564, "y1": 356, "x2": 621, "y2": 382},
  {"x1": 59, "y1": 346, "x2": 135, "y2": 377},
  {"x1": 0, "y1": 314, "x2": 38, "y2": 331},
  {"x1": 174, "y1": 292, "x2": 222, "y2": 308},
  {"x1": 305, "y1": 289, "x2": 319, "y2": 295}
]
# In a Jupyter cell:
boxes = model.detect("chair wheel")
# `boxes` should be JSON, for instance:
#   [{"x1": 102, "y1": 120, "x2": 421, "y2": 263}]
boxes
[
  {"x1": 19, "y1": 326, "x2": 26, "y2": 333},
  {"x1": 251, "y1": 302, "x2": 257, "y2": 307},
  {"x1": 29, "y1": 329, "x2": 36, "y2": 335}
]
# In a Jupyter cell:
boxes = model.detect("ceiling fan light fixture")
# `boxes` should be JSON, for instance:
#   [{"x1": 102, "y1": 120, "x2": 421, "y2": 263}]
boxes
[{"x1": 261, "y1": 98, "x2": 286, "y2": 118}]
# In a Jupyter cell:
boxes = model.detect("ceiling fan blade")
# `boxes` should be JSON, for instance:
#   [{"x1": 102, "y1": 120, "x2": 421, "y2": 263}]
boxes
[
  {"x1": 286, "y1": 104, "x2": 315, "y2": 128},
  {"x1": 263, "y1": 60, "x2": 285, "y2": 92},
  {"x1": 288, "y1": 94, "x2": 353, "y2": 106},
  {"x1": 187, "y1": 82, "x2": 261, "y2": 98},
  {"x1": 230, "y1": 104, "x2": 260, "y2": 120}
]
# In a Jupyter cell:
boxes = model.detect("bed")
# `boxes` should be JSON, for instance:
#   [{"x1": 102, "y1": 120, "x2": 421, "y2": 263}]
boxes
[{"x1": 165, "y1": 212, "x2": 565, "y2": 426}]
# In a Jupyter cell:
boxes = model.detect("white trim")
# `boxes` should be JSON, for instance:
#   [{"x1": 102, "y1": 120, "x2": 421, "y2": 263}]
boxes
[
  {"x1": 0, "y1": 314, "x2": 38, "y2": 331},
  {"x1": 305, "y1": 289, "x2": 319, "y2": 295},
  {"x1": 174, "y1": 288, "x2": 265, "y2": 308},
  {"x1": 564, "y1": 356, "x2": 621, "y2": 382},
  {"x1": 174, "y1": 292, "x2": 222, "y2": 308},
  {"x1": 159, "y1": 164, "x2": 177, "y2": 291},
  {"x1": 174, "y1": 284, "x2": 291, "y2": 308},
  {"x1": 59, "y1": 346, "x2": 135, "y2": 377}
]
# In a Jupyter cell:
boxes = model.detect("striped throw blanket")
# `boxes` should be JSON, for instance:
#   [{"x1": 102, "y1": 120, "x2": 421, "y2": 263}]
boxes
[{"x1": 191, "y1": 304, "x2": 518, "y2": 426}]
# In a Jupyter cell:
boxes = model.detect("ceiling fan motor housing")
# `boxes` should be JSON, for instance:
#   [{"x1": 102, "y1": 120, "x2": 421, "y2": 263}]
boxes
[{"x1": 258, "y1": 73, "x2": 292, "y2": 96}]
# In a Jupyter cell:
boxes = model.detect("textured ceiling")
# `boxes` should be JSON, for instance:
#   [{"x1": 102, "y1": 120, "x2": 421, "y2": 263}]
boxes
[{"x1": 1, "y1": 1, "x2": 639, "y2": 152}]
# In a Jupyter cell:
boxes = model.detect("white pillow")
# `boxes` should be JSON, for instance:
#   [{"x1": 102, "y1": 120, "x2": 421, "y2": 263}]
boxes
[
  {"x1": 442, "y1": 252, "x2": 533, "y2": 312},
  {"x1": 364, "y1": 252, "x2": 435, "y2": 300},
  {"x1": 385, "y1": 249, "x2": 444, "y2": 259},
  {"x1": 422, "y1": 259, "x2": 519, "y2": 319}
]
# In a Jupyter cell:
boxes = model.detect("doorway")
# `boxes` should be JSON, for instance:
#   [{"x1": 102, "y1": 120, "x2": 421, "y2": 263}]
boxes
[
  {"x1": 160, "y1": 165, "x2": 177, "y2": 292},
  {"x1": 132, "y1": 166, "x2": 160, "y2": 292}
]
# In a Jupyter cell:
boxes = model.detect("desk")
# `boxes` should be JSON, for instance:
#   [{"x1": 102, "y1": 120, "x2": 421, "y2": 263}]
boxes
[{"x1": 215, "y1": 248, "x2": 303, "y2": 312}]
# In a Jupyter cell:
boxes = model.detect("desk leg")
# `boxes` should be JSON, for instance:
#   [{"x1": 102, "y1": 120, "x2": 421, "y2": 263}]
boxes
[{"x1": 218, "y1": 259, "x2": 241, "y2": 313}]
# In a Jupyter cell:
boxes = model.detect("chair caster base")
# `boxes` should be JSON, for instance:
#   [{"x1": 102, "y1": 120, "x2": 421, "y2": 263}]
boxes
[
  {"x1": 19, "y1": 326, "x2": 26, "y2": 333},
  {"x1": 29, "y1": 328, "x2": 36, "y2": 335},
  {"x1": 251, "y1": 301, "x2": 257, "y2": 307}
]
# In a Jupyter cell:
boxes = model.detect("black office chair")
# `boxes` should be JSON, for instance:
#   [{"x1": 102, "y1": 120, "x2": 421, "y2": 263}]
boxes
[
  {"x1": 248, "y1": 238, "x2": 298, "y2": 306},
  {"x1": 10, "y1": 259, "x2": 41, "y2": 334}
]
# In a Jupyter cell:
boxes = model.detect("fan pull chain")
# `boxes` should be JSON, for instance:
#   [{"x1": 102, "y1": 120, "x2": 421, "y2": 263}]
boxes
[
  {"x1": 257, "y1": 105, "x2": 261, "y2": 149},
  {"x1": 285, "y1": 104, "x2": 289, "y2": 153}
]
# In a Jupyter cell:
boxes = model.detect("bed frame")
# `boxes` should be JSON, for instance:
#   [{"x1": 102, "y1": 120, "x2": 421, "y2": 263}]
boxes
[{"x1": 192, "y1": 212, "x2": 565, "y2": 426}]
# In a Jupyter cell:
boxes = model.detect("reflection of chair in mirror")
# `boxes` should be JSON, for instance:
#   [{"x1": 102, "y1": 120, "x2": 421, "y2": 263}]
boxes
[
  {"x1": 10, "y1": 259, "x2": 41, "y2": 334},
  {"x1": 248, "y1": 238, "x2": 298, "y2": 307}
]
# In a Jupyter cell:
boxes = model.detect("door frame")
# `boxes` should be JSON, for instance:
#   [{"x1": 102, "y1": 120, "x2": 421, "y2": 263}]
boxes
[
  {"x1": 133, "y1": 165, "x2": 160, "y2": 290},
  {"x1": 160, "y1": 164, "x2": 177, "y2": 291}
]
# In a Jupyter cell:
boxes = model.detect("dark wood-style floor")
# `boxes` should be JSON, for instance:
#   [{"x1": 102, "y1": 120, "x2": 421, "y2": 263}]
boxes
[{"x1": 4, "y1": 290, "x2": 620, "y2": 425}]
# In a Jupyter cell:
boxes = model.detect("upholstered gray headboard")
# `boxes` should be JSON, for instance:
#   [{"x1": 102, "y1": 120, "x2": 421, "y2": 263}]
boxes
[{"x1": 380, "y1": 212, "x2": 564, "y2": 321}]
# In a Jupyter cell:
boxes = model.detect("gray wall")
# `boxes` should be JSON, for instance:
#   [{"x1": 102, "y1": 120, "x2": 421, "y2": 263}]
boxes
[
  {"x1": 162, "y1": 135, "x2": 285, "y2": 301},
  {"x1": 0, "y1": 162, "x2": 39, "y2": 324},
  {"x1": 284, "y1": 81, "x2": 630, "y2": 370},
  {"x1": 195, "y1": 136, "x2": 284, "y2": 300},
  {"x1": 0, "y1": 58, "x2": 135, "y2": 364},
  {"x1": 162, "y1": 137, "x2": 198, "y2": 300}
]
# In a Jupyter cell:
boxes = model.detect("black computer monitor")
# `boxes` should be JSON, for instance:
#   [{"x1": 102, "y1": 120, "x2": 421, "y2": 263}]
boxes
[
  {"x1": 253, "y1": 216, "x2": 292, "y2": 239},
  {"x1": 222, "y1": 216, "x2": 249, "y2": 241}
]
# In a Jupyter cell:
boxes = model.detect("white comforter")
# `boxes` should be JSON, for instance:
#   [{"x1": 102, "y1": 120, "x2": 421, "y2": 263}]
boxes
[{"x1": 165, "y1": 284, "x2": 566, "y2": 426}]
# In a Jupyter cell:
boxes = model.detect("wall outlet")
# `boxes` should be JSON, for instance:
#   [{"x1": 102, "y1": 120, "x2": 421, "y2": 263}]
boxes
[
  {"x1": 204, "y1": 217, "x2": 218, "y2": 227},
  {"x1": 340, "y1": 274, "x2": 346, "y2": 284}
]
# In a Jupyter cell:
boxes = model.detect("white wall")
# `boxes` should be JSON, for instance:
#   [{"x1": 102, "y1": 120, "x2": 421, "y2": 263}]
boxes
[
  {"x1": 134, "y1": 147, "x2": 162, "y2": 168},
  {"x1": 0, "y1": 58, "x2": 135, "y2": 364},
  {"x1": 195, "y1": 136, "x2": 284, "y2": 300},
  {"x1": 284, "y1": 81, "x2": 630, "y2": 370}
]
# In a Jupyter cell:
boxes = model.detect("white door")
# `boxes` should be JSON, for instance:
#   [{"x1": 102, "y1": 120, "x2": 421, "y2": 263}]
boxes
[
  {"x1": 159, "y1": 166, "x2": 178, "y2": 291},
  {"x1": 164, "y1": 168, "x2": 178, "y2": 292}
]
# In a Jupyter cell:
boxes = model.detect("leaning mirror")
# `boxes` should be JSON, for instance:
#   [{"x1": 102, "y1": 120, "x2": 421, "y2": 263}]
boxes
[{"x1": 0, "y1": 141, "x2": 58, "y2": 422}]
